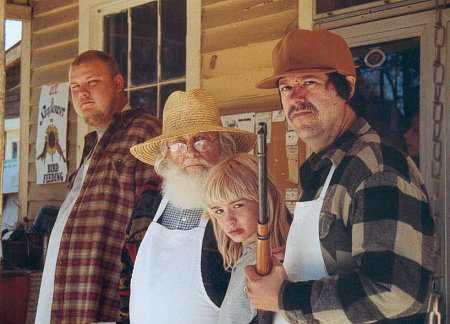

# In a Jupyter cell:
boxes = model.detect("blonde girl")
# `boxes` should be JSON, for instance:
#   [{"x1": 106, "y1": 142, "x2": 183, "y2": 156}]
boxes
[{"x1": 204, "y1": 153, "x2": 290, "y2": 324}]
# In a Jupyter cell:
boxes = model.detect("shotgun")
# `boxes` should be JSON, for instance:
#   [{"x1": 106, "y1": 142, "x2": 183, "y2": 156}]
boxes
[{"x1": 256, "y1": 122, "x2": 273, "y2": 323}]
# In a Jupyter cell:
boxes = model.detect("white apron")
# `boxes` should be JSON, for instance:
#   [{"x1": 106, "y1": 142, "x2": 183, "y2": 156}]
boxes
[
  {"x1": 129, "y1": 197, "x2": 219, "y2": 324},
  {"x1": 274, "y1": 165, "x2": 336, "y2": 324}
]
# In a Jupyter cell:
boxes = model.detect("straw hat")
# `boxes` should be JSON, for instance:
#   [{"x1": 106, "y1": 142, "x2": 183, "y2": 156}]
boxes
[
  {"x1": 130, "y1": 89, "x2": 256, "y2": 165},
  {"x1": 257, "y1": 29, "x2": 356, "y2": 89}
]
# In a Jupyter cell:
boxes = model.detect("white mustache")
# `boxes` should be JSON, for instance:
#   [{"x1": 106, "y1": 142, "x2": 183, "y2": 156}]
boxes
[{"x1": 183, "y1": 158, "x2": 212, "y2": 168}]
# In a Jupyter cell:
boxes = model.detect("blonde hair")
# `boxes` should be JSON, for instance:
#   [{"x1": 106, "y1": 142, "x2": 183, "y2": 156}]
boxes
[{"x1": 203, "y1": 153, "x2": 290, "y2": 271}]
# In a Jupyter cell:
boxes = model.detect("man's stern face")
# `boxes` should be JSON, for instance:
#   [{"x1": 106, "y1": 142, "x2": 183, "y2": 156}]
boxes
[
  {"x1": 69, "y1": 59, "x2": 124, "y2": 127},
  {"x1": 278, "y1": 73, "x2": 355, "y2": 151}
]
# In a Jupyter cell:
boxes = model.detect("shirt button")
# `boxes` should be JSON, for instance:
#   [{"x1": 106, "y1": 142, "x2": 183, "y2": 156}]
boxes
[{"x1": 182, "y1": 216, "x2": 187, "y2": 222}]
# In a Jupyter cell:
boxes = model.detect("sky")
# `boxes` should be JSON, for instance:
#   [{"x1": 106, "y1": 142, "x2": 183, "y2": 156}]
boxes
[{"x1": 5, "y1": 20, "x2": 22, "y2": 50}]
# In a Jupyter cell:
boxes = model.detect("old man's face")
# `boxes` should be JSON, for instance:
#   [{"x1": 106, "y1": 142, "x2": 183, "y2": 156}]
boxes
[{"x1": 166, "y1": 132, "x2": 221, "y2": 174}]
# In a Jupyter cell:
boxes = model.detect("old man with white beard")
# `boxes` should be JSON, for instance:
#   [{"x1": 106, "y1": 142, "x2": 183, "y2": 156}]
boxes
[{"x1": 122, "y1": 89, "x2": 256, "y2": 324}]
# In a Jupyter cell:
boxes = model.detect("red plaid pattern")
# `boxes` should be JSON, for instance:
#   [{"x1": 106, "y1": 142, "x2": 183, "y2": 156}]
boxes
[{"x1": 51, "y1": 109, "x2": 161, "y2": 323}]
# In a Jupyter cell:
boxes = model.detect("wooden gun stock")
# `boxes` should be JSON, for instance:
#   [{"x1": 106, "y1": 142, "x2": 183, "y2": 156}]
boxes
[
  {"x1": 256, "y1": 122, "x2": 273, "y2": 324},
  {"x1": 256, "y1": 223, "x2": 271, "y2": 275}
]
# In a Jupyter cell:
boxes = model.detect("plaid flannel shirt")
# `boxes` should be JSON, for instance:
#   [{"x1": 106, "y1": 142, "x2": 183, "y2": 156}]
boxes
[
  {"x1": 280, "y1": 118, "x2": 435, "y2": 323},
  {"x1": 51, "y1": 108, "x2": 161, "y2": 323}
]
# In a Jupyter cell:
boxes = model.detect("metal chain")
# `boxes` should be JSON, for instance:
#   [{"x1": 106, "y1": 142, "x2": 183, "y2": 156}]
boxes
[
  {"x1": 428, "y1": 0, "x2": 447, "y2": 323},
  {"x1": 431, "y1": 0, "x2": 446, "y2": 260}
]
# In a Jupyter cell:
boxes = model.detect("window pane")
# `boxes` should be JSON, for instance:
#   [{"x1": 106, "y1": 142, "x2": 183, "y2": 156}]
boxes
[
  {"x1": 131, "y1": 2, "x2": 158, "y2": 85},
  {"x1": 130, "y1": 87, "x2": 157, "y2": 116},
  {"x1": 103, "y1": 1, "x2": 186, "y2": 117},
  {"x1": 12, "y1": 142, "x2": 18, "y2": 159},
  {"x1": 160, "y1": 83, "x2": 186, "y2": 117},
  {"x1": 351, "y1": 37, "x2": 420, "y2": 153},
  {"x1": 316, "y1": 0, "x2": 378, "y2": 14},
  {"x1": 104, "y1": 12, "x2": 128, "y2": 86},
  {"x1": 161, "y1": 0, "x2": 186, "y2": 80}
]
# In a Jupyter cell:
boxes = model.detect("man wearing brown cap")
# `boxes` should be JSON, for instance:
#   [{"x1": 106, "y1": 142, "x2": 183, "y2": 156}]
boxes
[
  {"x1": 245, "y1": 29, "x2": 435, "y2": 323},
  {"x1": 122, "y1": 89, "x2": 256, "y2": 323}
]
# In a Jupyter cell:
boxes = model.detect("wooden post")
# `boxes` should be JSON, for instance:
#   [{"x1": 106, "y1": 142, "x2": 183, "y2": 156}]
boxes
[{"x1": 0, "y1": 0, "x2": 6, "y2": 227}]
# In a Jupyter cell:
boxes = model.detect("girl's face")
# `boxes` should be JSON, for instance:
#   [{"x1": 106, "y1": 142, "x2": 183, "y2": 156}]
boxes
[{"x1": 210, "y1": 199, "x2": 259, "y2": 246}]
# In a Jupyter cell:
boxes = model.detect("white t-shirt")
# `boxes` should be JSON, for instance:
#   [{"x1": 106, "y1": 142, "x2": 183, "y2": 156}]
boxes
[
  {"x1": 35, "y1": 127, "x2": 107, "y2": 324},
  {"x1": 219, "y1": 242, "x2": 257, "y2": 324}
]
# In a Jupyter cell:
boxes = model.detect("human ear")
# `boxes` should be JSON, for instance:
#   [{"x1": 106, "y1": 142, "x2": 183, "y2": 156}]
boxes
[
  {"x1": 113, "y1": 74, "x2": 125, "y2": 91},
  {"x1": 346, "y1": 76, "x2": 356, "y2": 98}
]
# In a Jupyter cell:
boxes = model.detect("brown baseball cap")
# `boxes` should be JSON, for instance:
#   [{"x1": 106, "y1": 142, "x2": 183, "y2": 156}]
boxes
[{"x1": 256, "y1": 29, "x2": 356, "y2": 89}]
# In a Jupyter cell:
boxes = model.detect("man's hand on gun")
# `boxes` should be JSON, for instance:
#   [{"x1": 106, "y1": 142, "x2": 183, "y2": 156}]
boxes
[{"x1": 244, "y1": 256, "x2": 287, "y2": 312}]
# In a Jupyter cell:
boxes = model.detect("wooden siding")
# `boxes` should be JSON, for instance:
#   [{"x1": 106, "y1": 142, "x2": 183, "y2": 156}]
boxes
[
  {"x1": 6, "y1": 63, "x2": 20, "y2": 118},
  {"x1": 23, "y1": 0, "x2": 79, "y2": 219},
  {"x1": 21, "y1": 0, "x2": 298, "y2": 217},
  {"x1": 201, "y1": 0, "x2": 298, "y2": 113},
  {"x1": 5, "y1": 87, "x2": 20, "y2": 118},
  {"x1": 201, "y1": 0, "x2": 302, "y2": 202},
  {"x1": 5, "y1": 2, "x2": 31, "y2": 21}
]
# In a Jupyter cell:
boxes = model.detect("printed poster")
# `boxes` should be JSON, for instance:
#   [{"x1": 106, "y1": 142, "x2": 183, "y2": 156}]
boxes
[
  {"x1": 36, "y1": 83, "x2": 69, "y2": 184},
  {"x1": 255, "y1": 112, "x2": 272, "y2": 144},
  {"x1": 286, "y1": 123, "x2": 298, "y2": 146},
  {"x1": 221, "y1": 112, "x2": 256, "y2": 133},
  {"x1": 221, "y1": 112, "x2": 256, "y2": 154},
  {"x1": 3, "y1": 158, "x2": 18, "y2": 193},
  {"x1": 272, "y1": 109, "x2": 285, "y2": 122}
]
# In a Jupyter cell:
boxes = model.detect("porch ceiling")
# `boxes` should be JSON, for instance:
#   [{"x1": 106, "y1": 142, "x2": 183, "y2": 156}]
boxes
[{"x1": 5, "y1": 0, "x2": 31, "y2": 21}]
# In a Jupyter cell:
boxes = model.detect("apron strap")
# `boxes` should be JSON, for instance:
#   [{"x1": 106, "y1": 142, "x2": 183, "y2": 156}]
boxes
[
  {"x1": 319, "y1": 164, "x2": 336, "y2": 199},
  {"x1": 153, "y1": 196, "x2": 169, "y2": 223}
]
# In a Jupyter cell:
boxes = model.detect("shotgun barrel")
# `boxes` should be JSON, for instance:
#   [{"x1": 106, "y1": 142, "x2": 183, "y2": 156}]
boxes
[{"x1": 256, "y1": 122, "x2": 272, "y2": 323}]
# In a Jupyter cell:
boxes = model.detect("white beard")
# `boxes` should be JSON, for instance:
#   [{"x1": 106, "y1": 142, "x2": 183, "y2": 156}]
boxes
[{"x1": 160, "y1": 166, "x2": 209, "y2": 209}]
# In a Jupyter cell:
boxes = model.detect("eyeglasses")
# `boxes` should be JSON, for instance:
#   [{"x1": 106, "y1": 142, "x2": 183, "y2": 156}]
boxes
[{"x1": 167, "y1": 137, "x2": 219, "y2": 155}]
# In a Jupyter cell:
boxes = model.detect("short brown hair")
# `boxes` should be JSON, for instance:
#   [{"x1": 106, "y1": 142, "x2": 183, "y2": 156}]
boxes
[
  {"x1": 70, "y1": 50, "x2": 121, "y2": 77},
  {"x1": 326, "y1": 72, "x2": 366, "y2": 117}
]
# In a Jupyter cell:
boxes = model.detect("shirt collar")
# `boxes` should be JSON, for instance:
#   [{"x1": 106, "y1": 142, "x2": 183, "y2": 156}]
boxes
[
  {"x1": 110, "y1": 104, "x2": 136, "y2": 128},
  {"x1": 82, "y1": 104, "x2": 135, "y2": 155}
]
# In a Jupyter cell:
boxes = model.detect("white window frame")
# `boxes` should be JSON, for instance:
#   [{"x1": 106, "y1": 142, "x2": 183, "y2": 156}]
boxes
[
  {"x1": 312, "y1": 0, "x2": 435, "y2": 29},
  {"x1": 77, "y1": 0, "x2": 201, "y2": 164}
]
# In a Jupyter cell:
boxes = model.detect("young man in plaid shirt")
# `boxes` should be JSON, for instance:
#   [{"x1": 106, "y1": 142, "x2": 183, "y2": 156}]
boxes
[{"x1": 35, "y1": 50, "x2": 161, "y2": 323}]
